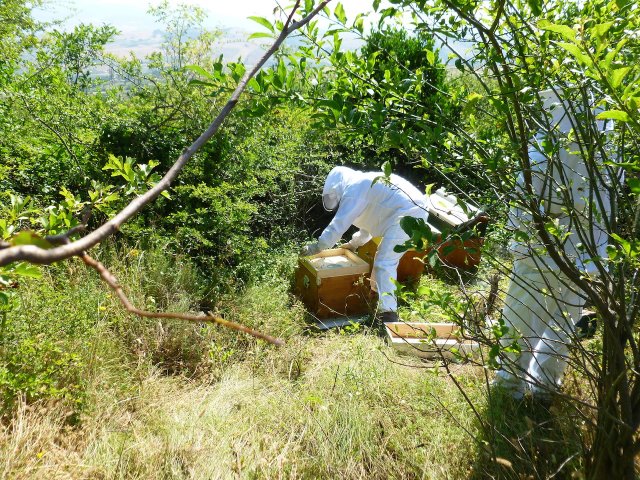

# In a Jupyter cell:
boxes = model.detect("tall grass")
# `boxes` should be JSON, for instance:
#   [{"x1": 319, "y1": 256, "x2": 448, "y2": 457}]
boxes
[
  {"x1": 79, "y1": 334, "x2": 483, "y2": 479},
  {"x1": 0, "y1": 242, "x2": 490, "y2": 479},
  {"x1": 1, "y1": 335, "x2": 484, "y2": 479},
  {"x1": 0, "y1": 241, "x2": 595, "y2": 478}
]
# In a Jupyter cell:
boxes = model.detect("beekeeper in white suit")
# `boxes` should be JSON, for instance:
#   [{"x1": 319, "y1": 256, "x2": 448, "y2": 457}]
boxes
[
  {"x1": 495, "y1": 88, "x2": 616, "y2": 400},
  {"x1": 301, "y1": 166, "x2": 429, "y2": 322}
]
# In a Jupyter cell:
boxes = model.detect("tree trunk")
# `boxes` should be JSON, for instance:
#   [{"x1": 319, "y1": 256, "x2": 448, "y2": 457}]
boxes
[{"x1": 587, "y1": 314, "x2": 637, "y2": 479}]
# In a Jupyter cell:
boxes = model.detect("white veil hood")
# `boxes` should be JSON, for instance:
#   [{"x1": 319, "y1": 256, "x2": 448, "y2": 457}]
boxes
[{"x1": 322, "y1": 166, "x2": 357, "y2": 211}]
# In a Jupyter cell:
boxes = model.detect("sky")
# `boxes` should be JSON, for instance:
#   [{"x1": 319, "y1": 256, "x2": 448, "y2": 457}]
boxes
[{"x1": 33, "y1": 0, "x2": 379, "y2": 60}]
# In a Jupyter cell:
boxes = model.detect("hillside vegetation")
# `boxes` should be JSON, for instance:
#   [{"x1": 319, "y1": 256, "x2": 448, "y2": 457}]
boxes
[
  {"x1": 1, "y1": 245, "x2": 585, "y2": 479},
  {"x1": 1, "y1": 0, "x2": 639, "y2": 478}
]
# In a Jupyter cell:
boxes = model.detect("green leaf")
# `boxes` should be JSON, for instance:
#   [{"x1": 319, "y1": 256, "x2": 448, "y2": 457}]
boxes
[
  {"x1": 9, "y1": 231, "x2": 53, "y2": 249},
  {"x1": 428, "y1": 251, "x2": 439, "y2": 268},
  {"x1": 603, "y1": 38, "x2": 628, "y2": 70},
  {"x1": 399, "y1": 216, "x2": 418, "y2": 235},
  {"x1": 248, "y1": 77, "x2": 261, "y2": 92},
  {"x1": 591, "y1": 21, "x2": 614, "y2": 38},
  {"x1": 334, "y1": 3, "x2": 346, "y2": 24},
  {"x1": 596, "y1": 110, "x2": 630, "y2": 122},
  {"x1": 557, "y1": 42, "x2": 592, "y2": 66},
  {"x1": 467, "y1": 92, "x2": 483, "y2": 104},
  {"x1": 538, "y1": 20, "x2": 576, "y2": 41},
  {"x1": 544, "y1": 219, "x2": 568, "y2": 240},
  {"x1": 611, "y1": 233, "x2": 628, "y2": 247},
  {"x1": 277, "y1": 59, "x2": 287, "y2": 85},
  {"x1": 183, "y1": 64, "x2": 214, "y2": 80},
  {"x1": 393, "y1": 243, "x2": 410, "y2": 253},
  {"x1": 426, "y1": 50, "x2": 435, "y2": 65},
  {"x1": 187, "y1": 79, "x2": 215, "y2": 88},
  {"x1": 462, "y1": 92, "x2": 483, "y2": 115},
  {"x1": 611, "y1": 233, "x2": 639, "y2": 258},
  {"x1": 527, "y1": 0, "x2": 542, "y2": 16},
  {"x1": 353, "y1": 16, "x2": 364, "y2": 34},
  {"x1": 610, "y1": 67, "x2": 631, "y2": 89},
  {"x1": 323, "y1": 27, "x2": 347, "y2": 37},
  {"x1": 248, "y1": 32, "x2": 273, "y2": 40},
  {"x1": 627, "y1": 177, "x2": 640, "y2": 194},
  {"x1": 248, "y1": 16, "x2": 274, "y2": 33},
  {"x1": 382, "y1": 160, "x2": 392, "y2": 177},
  {"x1": 373, "y1": 0, "x2": 381, "y2": 11},
  {"x1": 13, "y1": 262, "x2": 42, "y2": 278}
]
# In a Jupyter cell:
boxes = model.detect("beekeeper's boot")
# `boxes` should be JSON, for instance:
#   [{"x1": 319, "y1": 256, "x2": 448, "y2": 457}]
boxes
[
  {"x1": 374, "y1": 311, "x2": 397, "y2": 336},
  {"x1": 379, "y1": 311, "x2": 398, "y2": 324}
]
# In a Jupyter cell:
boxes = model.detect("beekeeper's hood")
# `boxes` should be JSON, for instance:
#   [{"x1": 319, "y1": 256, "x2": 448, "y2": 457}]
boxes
[{"x1": 322, "y1": 166, "x2": 356, "y2": 212}]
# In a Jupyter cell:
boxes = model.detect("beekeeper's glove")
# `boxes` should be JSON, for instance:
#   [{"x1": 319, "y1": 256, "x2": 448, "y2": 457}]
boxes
[
  {"x1": 339, "y1": 241, "x2": 356, "y2": 251},
  {"x1": 300, "y1": 242, "x2": 321, "y2": 256}
]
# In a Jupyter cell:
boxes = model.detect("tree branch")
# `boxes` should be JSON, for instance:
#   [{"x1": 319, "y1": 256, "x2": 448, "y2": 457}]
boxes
[{"x1": 79, "y1": 252, "x2": 284, "y2": 346}]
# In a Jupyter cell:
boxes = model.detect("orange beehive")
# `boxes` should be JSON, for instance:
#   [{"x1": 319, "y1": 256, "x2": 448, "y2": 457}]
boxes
[
  {"x1": 357, "y1": 238, "x2": 426, "y2": 283},
  {"x1": 426, "y1": 189, "x2": 487, "y2": 269},
  {"x1": 432, "y1": 233, "x2": 484, "y2": 269}
]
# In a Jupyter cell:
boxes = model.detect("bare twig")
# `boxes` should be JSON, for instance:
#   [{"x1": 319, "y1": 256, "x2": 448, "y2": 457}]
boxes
[
  {"x1": 79, "y1": 252, "x2": 284, "y2": 346},
  {"x1": 45, "y1": 224, "x2": 88, "y2": 245}
]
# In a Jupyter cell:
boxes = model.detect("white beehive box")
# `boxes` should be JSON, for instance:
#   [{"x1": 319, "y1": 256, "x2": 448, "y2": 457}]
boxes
[
  {"x1": 384, "y1": 322, "x2": 481, "y2": 359},
  {"x1": 426, "y1": 188, "x2": 475, "y2": 228}
]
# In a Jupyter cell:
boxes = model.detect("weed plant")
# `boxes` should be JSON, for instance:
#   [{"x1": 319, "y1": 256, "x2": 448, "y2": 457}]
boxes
[{"x1": 0, "y1": 240, "x2": 490, "y2": 479}]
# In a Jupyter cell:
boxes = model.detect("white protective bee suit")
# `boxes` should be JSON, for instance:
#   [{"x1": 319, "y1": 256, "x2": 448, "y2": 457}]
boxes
[
  {"x1": 309, "y1": 166, "x2": 429, "y2": 313},
  {"x1": 495, "y1": 89, "x2": 616, "y2": 397}
]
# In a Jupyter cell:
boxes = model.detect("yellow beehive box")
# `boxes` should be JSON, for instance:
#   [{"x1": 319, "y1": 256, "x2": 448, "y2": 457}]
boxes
[
  {"x1": 384, "y1": 322, "x2": 480, "y2": 359},
  {"x1": 295, "y1": 248, "x2": 372, "y2": 319}
]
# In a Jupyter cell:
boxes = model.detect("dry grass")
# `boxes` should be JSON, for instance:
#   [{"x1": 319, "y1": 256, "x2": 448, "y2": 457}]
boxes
[
  {"x1": 1, "y1": 329, "x2": 485, "y2": 479},
  {"x1": 1, "y1": 250, "x2": 588, "y2": 479}
]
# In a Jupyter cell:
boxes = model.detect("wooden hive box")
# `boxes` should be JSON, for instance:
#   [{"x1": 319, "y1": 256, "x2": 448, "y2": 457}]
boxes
[
  {"x1": 295, "y1": 248, "x2": 372, "y2": 319},
  {"x1": 426, "y1": 189, "x2": 487, "y2": 269},
  {"x1": 384, "y1": 322, "x2": 480, "y2": 359},
  {"x1": 357, "y1": 237, "x2": 426, "y2": 283}
]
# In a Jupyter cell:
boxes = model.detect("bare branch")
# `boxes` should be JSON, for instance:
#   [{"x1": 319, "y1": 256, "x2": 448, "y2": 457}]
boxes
[
  {"x1": 45, "y1": 224, "x2": 88, "y2": 245},
  {"x1": 0, "y1": 0, "x2": 333, "y2": 267},
  {"x1": 79, "y1": 252, "x2": 284, "y2": 346}
]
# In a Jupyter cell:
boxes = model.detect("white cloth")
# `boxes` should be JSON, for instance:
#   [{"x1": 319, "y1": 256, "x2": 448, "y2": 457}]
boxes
[
  {"x1": 495, "y1": 256, "x2": 583, "y2": 394},
  {"x1": 498, "y1": 88, "x2": 617, "y2": 392},
  {"x1": 507, "y1": 137, "x2": 613, "y2": 275},
  {"x1": 317, "y1": 166, "x2": 429, "y2": 312}
]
